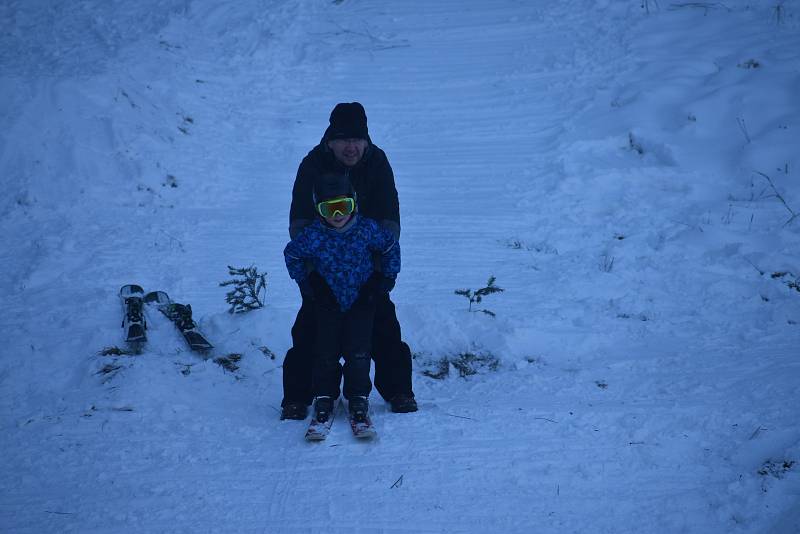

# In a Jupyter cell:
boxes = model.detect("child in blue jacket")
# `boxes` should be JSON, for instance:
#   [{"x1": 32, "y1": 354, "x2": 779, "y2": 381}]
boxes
[{"x1": 284, "y1": 172, "x2": 400, "y2": 423}]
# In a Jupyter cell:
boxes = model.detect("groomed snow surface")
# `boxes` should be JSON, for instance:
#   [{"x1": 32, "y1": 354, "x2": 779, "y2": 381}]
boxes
[{"x1": 1, "y1": 1, "x2": 799, "y2": 532}]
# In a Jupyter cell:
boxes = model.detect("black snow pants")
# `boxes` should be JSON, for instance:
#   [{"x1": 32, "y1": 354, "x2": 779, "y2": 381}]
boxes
[
  {"x1": 281, "y1": 279, "x2": 414, "y2": 406},
  {"x1": 311, "y1": 296, "x2": 374, "y2": 400}
]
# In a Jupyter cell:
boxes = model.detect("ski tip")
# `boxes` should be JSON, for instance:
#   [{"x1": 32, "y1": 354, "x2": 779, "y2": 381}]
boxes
[
  {"x1": 305, "y1": 422, "x2": 332, "y2": 442},
  {"x1": 143, "y1": 290, "x2": 171, "y2": 305},
  {"x1": 185, "y1": 333, "x2": 213, "y2": 352},
  {"x1": 120, "y1": 284, "x2": 145, "y2": 296},
  {"x1": 353, "y1": 428, "x2": 377, "y2": 439},
  {"x1": 349, "y1": 417, "x2": 377, "y2": 439}
]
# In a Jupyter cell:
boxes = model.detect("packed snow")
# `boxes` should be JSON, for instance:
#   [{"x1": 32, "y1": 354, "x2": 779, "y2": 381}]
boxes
[{"x1": 1, "y1": 1, "x2": 799, "y2": 532}]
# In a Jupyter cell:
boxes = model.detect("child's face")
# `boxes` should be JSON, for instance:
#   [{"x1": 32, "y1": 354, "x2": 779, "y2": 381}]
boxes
[{"x1": 324, "y1": 213, "x2": 352, "y2": 228}]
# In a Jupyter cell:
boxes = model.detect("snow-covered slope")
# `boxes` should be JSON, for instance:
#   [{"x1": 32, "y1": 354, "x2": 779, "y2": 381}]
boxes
[{"x1": 1, "y1": 1, "x2": 799, "y2": 532}]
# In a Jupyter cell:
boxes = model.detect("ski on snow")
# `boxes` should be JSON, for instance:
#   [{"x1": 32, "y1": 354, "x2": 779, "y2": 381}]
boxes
[
  {"x1": 348, "y1": 411, "x2": 377, "y2": 439},
  {"x1": 305, "y1": 399, "x2": 340, "y2": 441},
  {"x1": 118, "y1": 285, "x2": 213, "y2": 352},
  {"x1": 120, "y1": 284, "x2": 147, "y2": 349},
  {"x1": 304, "y1": 400, "x2": 377, "y2": 441},
  {"x1": 143, "y1": 290, "x2": 213, "y2": 352}
]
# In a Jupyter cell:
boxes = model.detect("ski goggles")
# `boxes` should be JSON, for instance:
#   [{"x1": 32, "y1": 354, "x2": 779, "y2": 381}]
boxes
[{"x1": 316, "y1": 196, "x2": 355, "y2": 218}]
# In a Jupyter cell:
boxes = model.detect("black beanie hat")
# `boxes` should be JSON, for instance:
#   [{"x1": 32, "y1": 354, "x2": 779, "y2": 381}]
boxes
[
  {"x1": 324, "y1": 102, "x2": 368, "y2": 140},
  {"x1": 313, "y1": 172, "x2": 356, "y2": 205}
]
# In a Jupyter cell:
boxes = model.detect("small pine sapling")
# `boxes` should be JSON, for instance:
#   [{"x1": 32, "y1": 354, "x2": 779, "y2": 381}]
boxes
[
  {"x1": 220, "y1": 265, "x2": 267, "y2": 313},
  {"x1": 755, "y1": 171, "x2": 798, "y2": 227},
  {"x1": 454, "y1": 276, "x2": 504, "y2": 317}
]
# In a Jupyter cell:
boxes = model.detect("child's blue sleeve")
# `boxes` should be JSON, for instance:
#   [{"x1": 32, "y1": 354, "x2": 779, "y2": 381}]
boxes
[
  {"x1": 284, "y1": 232, "x2": 312, "y2": 281},
  {"x1": 370, "y1": 223, "x2": 401, "y2": 277}
]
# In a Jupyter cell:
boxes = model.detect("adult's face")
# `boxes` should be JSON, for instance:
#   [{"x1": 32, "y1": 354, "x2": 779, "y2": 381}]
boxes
[{"x1": 327, "y1": 138, "x2": 368, "y2": 167}]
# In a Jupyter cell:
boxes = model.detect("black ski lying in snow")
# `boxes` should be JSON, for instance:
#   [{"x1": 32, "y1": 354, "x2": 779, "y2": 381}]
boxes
[
  {"x1": 143, "y1": 290, "x2": 214, "y2": 352},
  {"x1": 120, "y1": 284, "x2": 147, "y2": 348}
]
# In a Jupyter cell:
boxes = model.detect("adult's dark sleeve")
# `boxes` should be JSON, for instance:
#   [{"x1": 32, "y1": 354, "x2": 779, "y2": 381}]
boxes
[
  {"x1": 373, "y1": 150, "x2": 401, "y2": 240},
  {"x1": 289, "y1": 156, "x2": 317, "y2": 239}
]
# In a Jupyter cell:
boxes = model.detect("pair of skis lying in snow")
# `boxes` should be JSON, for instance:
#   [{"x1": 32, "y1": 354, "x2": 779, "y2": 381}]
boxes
[
  {"x1": 119, "y1": 284, "x2": 213, "y2": 353},
  {"x1": 304, "y1": 399, "x2": 377, "y2": 441}
]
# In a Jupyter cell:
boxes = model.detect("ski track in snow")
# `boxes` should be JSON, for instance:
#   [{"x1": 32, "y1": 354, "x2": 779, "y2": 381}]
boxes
[{"x1": 1, "y1": 1, "x2": 799, "y2": 533}]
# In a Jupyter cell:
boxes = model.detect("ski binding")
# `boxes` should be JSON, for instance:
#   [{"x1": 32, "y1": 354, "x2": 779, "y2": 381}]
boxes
[
  {"x1": 120, "y1": 284, "x2": 146, "y2": 347},
  {"x1": 143, "y1": 290, "x2": 213, "y2": 352}
]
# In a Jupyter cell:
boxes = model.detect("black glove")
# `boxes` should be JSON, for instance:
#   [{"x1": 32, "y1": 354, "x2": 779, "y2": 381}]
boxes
[
  {"x1": 311, "y1": 272, "x2": 337, "y2": 303},
  {"x1": 297, "y1": 277, "x2": 314, "y2": 300},
  {"x1": 378, "y1": 276, "x2": 396, "y2": 294}
]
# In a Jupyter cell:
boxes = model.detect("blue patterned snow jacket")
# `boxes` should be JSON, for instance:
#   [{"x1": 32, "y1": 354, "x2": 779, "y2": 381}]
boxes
[{"x1": 284, "y1": 215, "x2": 400, "y2": 312}]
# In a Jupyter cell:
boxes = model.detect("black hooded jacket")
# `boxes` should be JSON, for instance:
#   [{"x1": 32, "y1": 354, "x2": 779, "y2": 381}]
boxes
[{"x1": 289, "y1": 136, "x2": 400, "y2": 240}]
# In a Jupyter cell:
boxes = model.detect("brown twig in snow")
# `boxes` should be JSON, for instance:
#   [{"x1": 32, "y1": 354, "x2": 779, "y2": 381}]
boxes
[{"x1": 754, "y1": 171, "x2": 798, "y2": 227}]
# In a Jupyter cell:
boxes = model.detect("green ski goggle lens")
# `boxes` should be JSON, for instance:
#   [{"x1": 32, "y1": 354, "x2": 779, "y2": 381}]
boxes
[{"x1": 316, "y1": 196, "x2": 355, "y2": 218}]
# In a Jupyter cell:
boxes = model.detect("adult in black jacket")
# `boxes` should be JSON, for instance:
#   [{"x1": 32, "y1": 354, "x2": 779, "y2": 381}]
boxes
[{"x1": 281, "y1": 102, "x2": 417, "y2": 420}]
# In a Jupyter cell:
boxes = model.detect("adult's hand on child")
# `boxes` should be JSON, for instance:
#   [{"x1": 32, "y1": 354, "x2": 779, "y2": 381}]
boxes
[
  {"x1": 297, "y1": 277, "x2": 314, "y2": 300},
  {"x1": 308, "y1": 272, "x2": 338, "y2": 308},
  {"x1": 378, "y1": 276, "x2": 396, "y2": 294}
]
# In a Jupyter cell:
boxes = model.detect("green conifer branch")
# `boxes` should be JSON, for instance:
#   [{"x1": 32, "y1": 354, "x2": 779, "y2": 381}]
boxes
[
  {"x1": 220, "y1": 265, "x2": 268, "y2": 313},
  {"x1": 454, "y1": 276, "x2": 504, "y2": 315}
]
